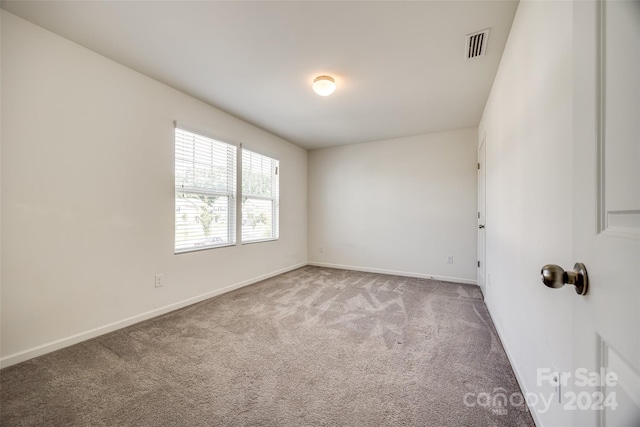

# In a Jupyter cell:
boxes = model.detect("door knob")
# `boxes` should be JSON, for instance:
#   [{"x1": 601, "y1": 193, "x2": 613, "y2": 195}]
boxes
[{"x1": 541, "y1": 263, "x2": 588, "y2": 295}]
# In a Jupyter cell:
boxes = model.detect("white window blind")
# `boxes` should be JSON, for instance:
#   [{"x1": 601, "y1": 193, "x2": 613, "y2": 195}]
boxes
[
  {"x1": 242, "y1": 149, "x2": 279, "y2": 243},
  {"x1": 175, "y1": 127, "x2": 236, "y2": 253}
]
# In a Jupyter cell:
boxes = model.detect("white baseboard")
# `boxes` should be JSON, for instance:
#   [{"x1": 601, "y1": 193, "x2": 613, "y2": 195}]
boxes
[
  {"x1": 484, "y1": 300, "x2": 543, "y2": 427},
  {"x1": 307, "y1": 261, "x2": 477, "y2": 285},
  {"x1": 0, "y1": 262, "x2": 307, "y2": 369}
]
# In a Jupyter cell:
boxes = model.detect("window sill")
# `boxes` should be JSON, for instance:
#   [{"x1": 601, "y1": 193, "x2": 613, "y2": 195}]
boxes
[
  {"x1": 241, "y1": 238, "x2": 279, "y2": 245},
  {"x1": 174, "y1": 243, "x2": 235, "y2": 255}
]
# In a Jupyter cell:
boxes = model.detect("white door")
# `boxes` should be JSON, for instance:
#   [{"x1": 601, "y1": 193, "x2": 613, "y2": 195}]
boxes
[
  {"x1": 572, "y1": 1, "x2": 640, "y2": 426},
  {"x1": 478, "y1": 135, "x2": 487, "y2": 295}
]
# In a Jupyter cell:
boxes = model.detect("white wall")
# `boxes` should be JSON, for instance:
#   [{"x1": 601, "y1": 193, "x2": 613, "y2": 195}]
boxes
[
  {"x1": 479, "y1": 1, "x2": 574, "y2": 426},
  {"x1": 0, "y1": 11, "x2": 307, "y2": 366},
  {"x1": 308, "y1": 128, "x2": 478, "y2": 284}
]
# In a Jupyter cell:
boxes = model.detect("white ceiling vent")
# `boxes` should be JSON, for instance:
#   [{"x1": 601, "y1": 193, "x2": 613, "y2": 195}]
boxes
[{"x1": 465, "y1": 29, "x2": 490, "y2": 60}]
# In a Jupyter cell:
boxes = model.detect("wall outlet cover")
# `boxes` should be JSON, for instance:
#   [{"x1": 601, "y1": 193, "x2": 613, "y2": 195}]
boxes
[{"x1": 155, "y1": 273, "x2": 165, "y2": 288}]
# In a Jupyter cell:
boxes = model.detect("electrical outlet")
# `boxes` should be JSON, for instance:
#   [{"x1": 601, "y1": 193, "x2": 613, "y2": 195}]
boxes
[
  {"x1": 155, "y1": 273, "x2": 165, "y2": 288},
  {"x1": 446, "y1": 255, "x2": 454, "y2": 264},
  {"x1": 319, "y1": 247, "x2": 324, "y2": 253}
]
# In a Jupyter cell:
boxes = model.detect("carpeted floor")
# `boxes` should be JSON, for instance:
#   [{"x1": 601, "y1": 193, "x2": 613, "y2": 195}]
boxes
[{"x1": 0, "y1": 266, "x2": 534, "y2": 426}]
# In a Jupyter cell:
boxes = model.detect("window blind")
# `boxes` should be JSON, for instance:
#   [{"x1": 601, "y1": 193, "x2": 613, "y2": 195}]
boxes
[
  {"x1": 242, "y1": 149, "x2": 279, "y2": 243},
  {"x1": 175, "y1": 127, "x2": 236, "y2": 253}
]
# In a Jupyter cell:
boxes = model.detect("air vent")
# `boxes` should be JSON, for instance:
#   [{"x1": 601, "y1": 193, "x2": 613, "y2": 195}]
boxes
[{"x1": 465, "y1": 29, "x2": 490, "y2": 60}]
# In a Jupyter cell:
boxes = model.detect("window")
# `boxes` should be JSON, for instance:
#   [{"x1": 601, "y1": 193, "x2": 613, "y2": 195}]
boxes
[
  {"x1": 242, "y1": 149, "x2": 279, "y2": 243},
  {"x1": 175, "y1": 127, "x2": 236, "y2": 253}
]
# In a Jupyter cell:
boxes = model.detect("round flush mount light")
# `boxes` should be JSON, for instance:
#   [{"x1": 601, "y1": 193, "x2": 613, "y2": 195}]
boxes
[{"x1": 313, "y1": 75, "x2": 336, "y2": 96}]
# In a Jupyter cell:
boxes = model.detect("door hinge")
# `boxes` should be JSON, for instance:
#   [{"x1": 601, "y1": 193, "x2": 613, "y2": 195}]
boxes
[
  {"x1": 478, "y1": 211, "x2": 480, "y2": 219},
  {"x1": 477, "y1": 261, "x2": 480, "y2": 267},
  {"x1": 477, "y1": 163, "x2": 480, "y2": 170}
]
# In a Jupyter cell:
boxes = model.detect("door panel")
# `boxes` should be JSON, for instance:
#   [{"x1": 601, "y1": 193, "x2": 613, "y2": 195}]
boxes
[
  {"x1": 600, "y1": 0, "x2": 640, "y2": 236},
  {"x1": 573, "y1": 1, "x2": 640, "y2": 426}
]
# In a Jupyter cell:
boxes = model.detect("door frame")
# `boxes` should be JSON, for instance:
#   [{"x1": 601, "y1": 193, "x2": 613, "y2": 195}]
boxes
[{"x1": 477, "y1": 133, "x2": 487, "y2": 295}]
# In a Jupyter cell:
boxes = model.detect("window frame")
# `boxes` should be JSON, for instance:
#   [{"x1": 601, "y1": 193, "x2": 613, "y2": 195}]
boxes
[
  {"x1": 240, "y1": 147, "x2": 280, "y2": 245},
  {"x1": 174, "y1": 123, "x2": 238, "y2": 254}
]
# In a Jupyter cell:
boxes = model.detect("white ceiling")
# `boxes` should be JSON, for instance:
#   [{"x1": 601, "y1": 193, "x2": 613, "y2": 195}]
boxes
[{"x1": 1, "y1": 1, "x2": 518, "y2": 150}]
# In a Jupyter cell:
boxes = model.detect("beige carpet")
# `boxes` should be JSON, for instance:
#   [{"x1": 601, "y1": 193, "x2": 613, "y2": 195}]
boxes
[{"x1": 0, "y1": 266, "x2": 534, "y2": 426}]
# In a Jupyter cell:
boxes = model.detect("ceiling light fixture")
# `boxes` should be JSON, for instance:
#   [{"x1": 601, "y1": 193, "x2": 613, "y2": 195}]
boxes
[{"x1": 313, "y1": 75, "x2": 336, "y2": 96}]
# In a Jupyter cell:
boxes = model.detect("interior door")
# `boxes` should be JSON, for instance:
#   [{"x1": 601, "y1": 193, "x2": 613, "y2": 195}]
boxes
[
  {"x1": 572, "y1": 1, "x2": 640, "y2": 426},
  {"x1": 477, "y1": 134, "x2": 486, "y2": 295}
]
